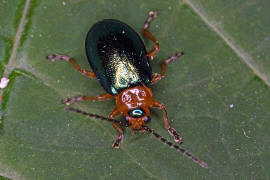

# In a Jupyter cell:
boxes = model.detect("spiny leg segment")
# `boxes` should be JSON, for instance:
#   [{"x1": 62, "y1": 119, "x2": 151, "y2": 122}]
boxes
[
  {"x1": 151, "y1": 52, "x2": 184, "y2": 84},
  {"x1": 142, "y1": 10, "x2": 160, "y2": 60},
  {"x1": 46, "y1": 54, "x2": 96, "y2": 78},
  {"x1": 111, "y1": 123, "x2": 124, "y2": 149},
  {"x1": 151, "y1": 100, "x2": 182, "y2": 144},
  {"x1": 109, "y1": 108, "x2": 124, "y2": 149}
]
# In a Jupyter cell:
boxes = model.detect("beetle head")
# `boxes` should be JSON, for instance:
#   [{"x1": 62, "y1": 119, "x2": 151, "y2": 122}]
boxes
[
  {"x1": 125, "y1": 108, "x2": 151, "y2": 131},
  {"x1": 115, "y1": 86, "x2": 153, "y2": 131}
]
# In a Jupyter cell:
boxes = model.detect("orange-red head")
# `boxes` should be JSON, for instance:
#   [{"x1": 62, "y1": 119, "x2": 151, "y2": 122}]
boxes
[
  {"x1": 115, "y1": 86, "x2": 153, "y2": 131},
  {"x1": 125, "y1": 108, "x2": 151, "y2": 131}
]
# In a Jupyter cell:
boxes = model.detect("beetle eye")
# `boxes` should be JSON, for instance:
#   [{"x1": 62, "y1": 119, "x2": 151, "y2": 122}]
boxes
[
  {"x1": 124, "y1": 117, "x2": 130, "y2": 125},
  {"x1": 128, "y1": 108, "x2": 145, "y2": 118},
  {"x1": 144, "y1": 116, "x2": 151, "y2": 123}
]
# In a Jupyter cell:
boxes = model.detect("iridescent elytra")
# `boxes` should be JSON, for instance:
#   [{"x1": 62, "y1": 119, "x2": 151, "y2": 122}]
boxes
[{"x1": 47, "y1": 10, "x2": 208, "y2": 168}]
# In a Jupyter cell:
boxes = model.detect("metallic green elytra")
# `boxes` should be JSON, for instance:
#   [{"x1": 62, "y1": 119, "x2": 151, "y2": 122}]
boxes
[{"x1": 85, "y1": 19, "x2": 152, "y2": 95}]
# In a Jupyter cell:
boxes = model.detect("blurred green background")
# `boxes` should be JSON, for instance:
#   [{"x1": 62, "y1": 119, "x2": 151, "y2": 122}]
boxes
[{"x1": 0, "y1": 0, "x2": 269, "y2": 179}]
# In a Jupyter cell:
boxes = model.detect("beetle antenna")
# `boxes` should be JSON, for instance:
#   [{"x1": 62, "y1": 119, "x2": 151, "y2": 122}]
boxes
[
  {"x1": 65, "y1": 108, "x2": 207, "y2": 168},
  {"x1": 143, "y1": 126, "x2": 208, "y2": 169},
  {"x1": 65, "y1": 107, "x2": 128, "y2": 127}
]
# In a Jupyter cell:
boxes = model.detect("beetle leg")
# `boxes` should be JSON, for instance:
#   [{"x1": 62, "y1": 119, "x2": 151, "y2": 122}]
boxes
[
  {"x1": 62, "y1": 93, "x2": 113, "y2": 105},
  {"x1": 151, "y1": 100, "x2": 183, "y2": 144},
  {"x1": 109, "y1": 108, "x2": 124, "y2": 149},
  {"x1": 142, "y1": 10, "x2": 160, "y2": 60},
  {"x1": 46, "y1": 54, "x2": 96, "y2": 78},
  {"x1": 151, "y1": 52, "x2": 184, "y2": 84},
  {"x1": 111, "y1": 123, "x2": 124, "y2": 149}
]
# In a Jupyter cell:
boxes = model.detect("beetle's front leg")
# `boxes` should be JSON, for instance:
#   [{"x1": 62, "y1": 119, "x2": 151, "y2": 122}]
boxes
[
  {"x1": 109, "y1": 108, "x2": 124, "y2": 149},
  {"x1": 151, "y1": 100, "x2": 182, "y2": 144}
]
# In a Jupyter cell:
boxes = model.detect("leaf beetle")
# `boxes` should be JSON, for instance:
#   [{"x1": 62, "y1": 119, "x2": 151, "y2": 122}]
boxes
[{"x1": 47, "y1": 11, "x2": 208, "y2": 168}]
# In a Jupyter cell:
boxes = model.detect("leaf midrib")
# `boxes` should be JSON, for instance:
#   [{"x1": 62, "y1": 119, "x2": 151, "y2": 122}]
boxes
[{"x1": 3, "y1": 0, "x2": 31, "y2": 78}]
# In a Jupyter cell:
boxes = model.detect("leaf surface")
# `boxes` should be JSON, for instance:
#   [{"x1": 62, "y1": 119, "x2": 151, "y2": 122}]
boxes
[{"x1": 0, "y1": 0, "x2": 269, "y2": 179}]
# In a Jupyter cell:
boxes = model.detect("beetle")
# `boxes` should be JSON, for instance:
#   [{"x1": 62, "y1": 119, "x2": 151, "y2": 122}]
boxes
[{"x1": 47, "y1": 11, "x2": 208, "y2": 168}]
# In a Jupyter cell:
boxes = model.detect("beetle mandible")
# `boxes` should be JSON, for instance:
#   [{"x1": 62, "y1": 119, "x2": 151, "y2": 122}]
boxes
[{"x1": 47, "y1": 11, "x2": 208, "y2": 168}]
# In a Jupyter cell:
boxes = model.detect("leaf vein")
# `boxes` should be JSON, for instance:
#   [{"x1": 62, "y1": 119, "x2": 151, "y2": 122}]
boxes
[
  {"x1": 183, "y1": 0, "x2": 270, "y2": 87},
  {"x1": 3, "y1": 0, "x2": 31, "y2": 77}
]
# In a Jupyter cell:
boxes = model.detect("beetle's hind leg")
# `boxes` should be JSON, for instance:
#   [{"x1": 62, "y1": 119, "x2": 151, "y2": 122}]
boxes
[
  {"x1": 46, "y1": 54, "x2": 96, "y2": 79},
  {"x1": 151, "y1": 52, "x2": 184, "y2": 84},
  {"x1": 62, "y1": 93, "x2": 114, "y2": 105},
  {"x1": 142, "y1": 10, "x2": 160, "y2": 60}
]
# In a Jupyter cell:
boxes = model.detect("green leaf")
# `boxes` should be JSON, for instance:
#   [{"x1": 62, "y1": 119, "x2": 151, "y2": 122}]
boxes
[{"x1": 1, "y1": 0, "x2": 269, "y2": 179}]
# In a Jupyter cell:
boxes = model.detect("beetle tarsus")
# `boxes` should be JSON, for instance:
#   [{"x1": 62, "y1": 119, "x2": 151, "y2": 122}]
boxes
[
  {"x1": 143, "y1": 10, "x2": 160, "y2": 60},
  {"x1": 143, "y1": 10, "x2": 158, "y2": 30},
  {"x1": 168, "y1": 127, "x2": 183, "y2": 144},
  {"x1": 62, "y1": 97, "x2": 82, "y2": 105},
  {"x1": 112, "y1": 142, "x2": 120, "y2": 149},
  {"x1": 46, "y1": 54, "x2": 70, "y2": 62},
  {"x1": 165, "y1": 52, "x2": 184, "y2": 64},
  {"x1": 62, "y1": 98, "x2": 71, "y2": 105},
  {"x1": 112, "y1": 134, "x2": 123, "y2": 149}
]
